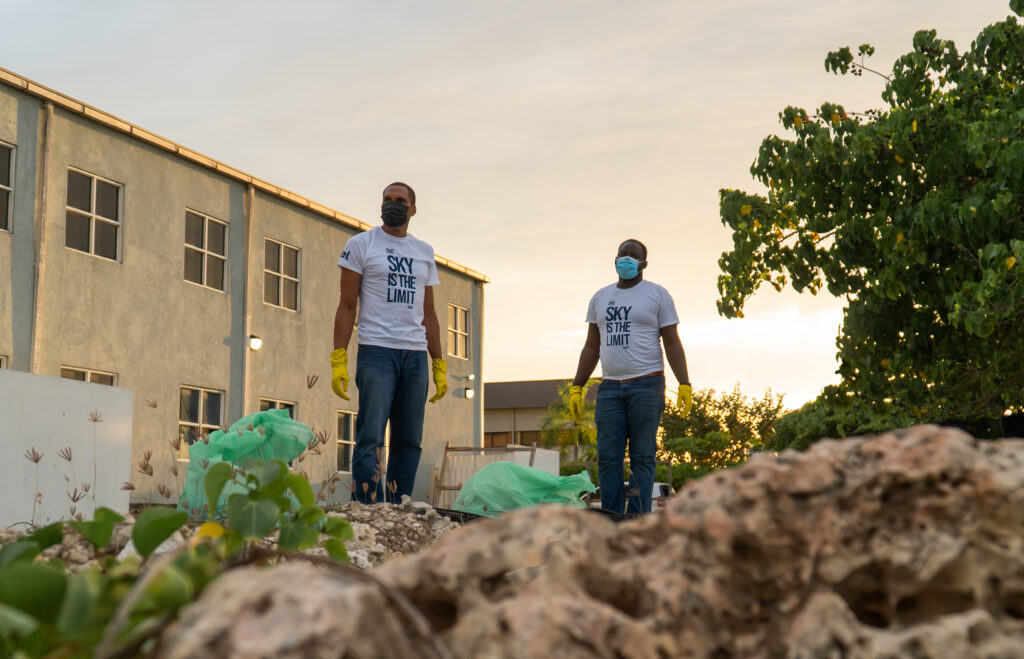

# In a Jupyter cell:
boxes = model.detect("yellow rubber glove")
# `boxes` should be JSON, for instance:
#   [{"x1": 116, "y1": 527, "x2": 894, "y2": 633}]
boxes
[
  {"x1": 429, "y1": 358, "x2": 448, "y2": 403},
  {"x1": 568, "y1": 385, "x2": 584, "y2": 423},
  {"x1": 330, "y1": 348, "x2": 350, "y2": 400},
  {"x1": 677, "y1": 384, "x2": 693, "y2": 417}
]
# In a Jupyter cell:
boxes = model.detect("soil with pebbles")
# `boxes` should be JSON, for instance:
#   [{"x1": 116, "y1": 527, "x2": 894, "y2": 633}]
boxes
[{"x1": 0, "y1": 496, "x2": 463, "y2": 572}]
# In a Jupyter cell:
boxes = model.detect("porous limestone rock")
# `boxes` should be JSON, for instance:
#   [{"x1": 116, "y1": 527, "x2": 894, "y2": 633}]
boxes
[
  {"x1": 156, "y1": 561, "x2": 447, "y2": 659},
  {"x1": 371, "y1": 425, "x2": 1024, "y2": 658},
  {"x1": 158, "y1": 425, "x2": 1024, "y2": 658}
]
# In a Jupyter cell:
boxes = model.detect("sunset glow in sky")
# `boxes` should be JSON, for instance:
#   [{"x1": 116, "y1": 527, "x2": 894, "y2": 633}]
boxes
[{"x1": 4, "y1": 0, "x2": 1014, "y2": 408}]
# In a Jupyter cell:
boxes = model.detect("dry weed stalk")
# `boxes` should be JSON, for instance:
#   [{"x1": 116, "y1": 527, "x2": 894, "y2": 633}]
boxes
[{"x1": 24, "y1": 447, "x2": 43, "y2": 527}]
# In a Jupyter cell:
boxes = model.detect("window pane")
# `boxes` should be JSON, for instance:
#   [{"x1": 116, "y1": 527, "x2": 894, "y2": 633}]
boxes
[
  {"x1": 265, "y1": 240, "x2": 279, "y2": 273},
  {"x1": 185, "y1": 212, "x2": 204, "y2": 248},
  {"x1": 61, "y1": 368, "x2": 87, "y2": 381},
  {"x1": 283, "y1": 247, "x2": 298, "y2": 278},
  {"x1": 283, "y1": 279, "x2": 298, "y2": 310},
  {"x1": 184, "y1": 248, "x2": 204, "y2": 284},
  {"x1": 281, "y1": 403, "x2": 295, "y2": 419},
  {"x1": 447, "y1": 305, "x2": 455, "y2": 330},
  {"x1": 0, "y1": 146, "x2": 10, "y2": 185},
  {"x1": 460, "y1": 308, "x2": 469, "y2": 332},
  {"x1": 90, "y1": 372, "x2": 115, "y2": 386},
  {"x1": 179, "y1": 388, "x2": 199, "y2": 423},
  {"x1": 338, "y1": 414, "x2": 354, "y2": 442},
  {"x1": 259, "y1": 399, "x2": 272, "y2": 411},
  {"x1": 94, "y1": 220, "x2": 118, "y2": 260},
  {"x1": 207, "y1": 220, "x2": 225, "y2": 255},
  {"x1": 206, "y1": 255, "x2": 225, "y2": 290},
  {"x1": 0, "y1": 189, "x2": 9, "y2": 231},
  {"x1": 264, "y1": 273, "x2": 279, "y2": 305},
  {"x1": 337, "y1": 443, "x2": 351, "y2": 472},
  {"x1": 459, "y1": 334, "x2": 469, "y2": 358},
  {"x1": 202, "y1": 391, "x2": 222, "y2": 427},
  {"x1": 65, "y1": 211, "x2": 91, "y2": 252},
  {"x1": 177, "y1": 428, "x2": 192, "y2": 460},
  {"x1": 179, "y1": 425, "x2": 200, "y2": 447},
  {"x1": 95, "y1": 180, "x2": 119, "y2": 220},
  {"x1": 67, "y1": 171, "x2": 92, "y2": 211}
]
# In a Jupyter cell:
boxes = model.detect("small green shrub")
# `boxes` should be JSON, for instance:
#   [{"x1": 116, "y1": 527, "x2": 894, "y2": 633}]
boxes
[{"x1": 0, "y1": 459, "x2": 353, "y2": 657}]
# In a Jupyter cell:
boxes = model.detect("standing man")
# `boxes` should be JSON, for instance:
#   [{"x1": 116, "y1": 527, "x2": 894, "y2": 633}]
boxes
[
  {"x1": 330, "y1": 182, "x2": 448, "y2": 504},
  {"x1": 569, "y1": 239, "x2": 692, "y2": 514}
]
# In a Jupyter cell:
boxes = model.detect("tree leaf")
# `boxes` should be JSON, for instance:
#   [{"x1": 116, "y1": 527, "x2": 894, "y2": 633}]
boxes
[
  {"x1": 203, "y1": 461, "x2": 234, "y2": 518},
  {"x1": 0, "y1": 601, "x2": 38, "y2": 639},
  {"x1": 0, "y1": 541, "x2": 39, "y2": 569},
  {"x1": 0, "y1": 563, "x2": 67, "y2": 623},
  {"x1": 296, "y1": 505, "x2": 325, "y2": 527},
  {"x1": 325, "y1": 538, "x2": 350, "y2": 563},
  {"x1": 323, "y1": 517, "x2": 355, "y2": 541},
  {"x1": 69, "y1": 507, "x2": 123, "y2": 550},
  {"x1": 227, "y1": 497, "x2": 279, "y2": 540},
  {"x1": 132, "y1": 507, "x2": 188, "y2": 558},
  {"x1": 285, "y1": 473, "x2": 315, "y2": 508},
  {"x1": 277, "y1": 519, "x2": 318, "y2": 551},
  {"x1": 25, "y1": 522, "x2": 64, "y2": 551},
  {"x1": 55, "y1": 569, "x2": 101, "y2": 640}
]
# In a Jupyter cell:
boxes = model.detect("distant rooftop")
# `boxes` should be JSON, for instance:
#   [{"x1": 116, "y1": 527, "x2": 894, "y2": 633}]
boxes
[
  {"x1": 485, "y1": 379, "x2": 596, "y2": 410},
  {"x1": 0, "y1": 66, "x2": 488, "y2": 283}
]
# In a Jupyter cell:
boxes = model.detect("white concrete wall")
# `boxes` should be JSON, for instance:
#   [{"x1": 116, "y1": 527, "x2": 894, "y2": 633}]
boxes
[{"x1": 0, "y1": 369, "x2": 131, "y2": 528}]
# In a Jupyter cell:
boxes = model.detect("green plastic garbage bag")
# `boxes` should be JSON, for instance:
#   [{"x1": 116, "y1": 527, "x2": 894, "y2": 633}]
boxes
[
  {"x1": 452, "y1": 462, "x2": 596, "y2": 518},
  {"x1": 178, "y1": 409, "x2": 313, "y2": 518}
]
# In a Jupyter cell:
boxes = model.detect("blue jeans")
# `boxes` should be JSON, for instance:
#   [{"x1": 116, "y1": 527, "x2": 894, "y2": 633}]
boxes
[
  {"x1": 352, "y1": 345, "x2": 429, "y2": 504},
  {"x1": 595, "y1": 375, "x2": 665, "y2": 514}
]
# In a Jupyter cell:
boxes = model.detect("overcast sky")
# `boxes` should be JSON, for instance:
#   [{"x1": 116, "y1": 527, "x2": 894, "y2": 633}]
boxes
[{"x1": 3, "y1": 1, "x2": 1014, "y2": 407}]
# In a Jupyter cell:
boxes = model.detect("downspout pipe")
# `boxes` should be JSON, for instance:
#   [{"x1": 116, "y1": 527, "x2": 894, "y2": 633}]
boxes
[
  {"x1": 241, "y1": 183, "x2": 254, "y2": 415},
  {"x1": 30, "y1": 101, "x2": 54, "y2": 374}
]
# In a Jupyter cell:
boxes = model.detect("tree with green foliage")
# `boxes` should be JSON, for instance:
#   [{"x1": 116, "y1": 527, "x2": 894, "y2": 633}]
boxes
[
  {"x1": 541, "y1": 380, "x2": 598, "y2": 455},
  {"x1": 659, "y1": 385, "x2": 786, "y2": 487},
  {"x1": 718, "y1": 4, "x2": 1024, "y2": 433}
]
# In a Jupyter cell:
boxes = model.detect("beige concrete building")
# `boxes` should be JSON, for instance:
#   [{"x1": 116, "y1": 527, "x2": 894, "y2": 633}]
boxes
[{"x1": 0, "y1": 67, "x2": 486, "y2": 504}]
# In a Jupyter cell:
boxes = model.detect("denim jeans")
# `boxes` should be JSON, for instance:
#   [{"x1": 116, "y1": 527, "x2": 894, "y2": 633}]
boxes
[
  {"x1": 351, "y1": 344, "x2": 429, "y2": 504},
  {"x1": 595, "y1": 374, "x2": 665, "y2": 514}
]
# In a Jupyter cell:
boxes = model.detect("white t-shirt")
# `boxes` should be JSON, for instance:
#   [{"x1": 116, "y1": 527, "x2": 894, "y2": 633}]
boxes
[
  {"x1": 338, "y1": 226, "x2": 440, "y2": 351},
  {"x1": 585, "y1": 280, "x2": 679, "y2": 380}
]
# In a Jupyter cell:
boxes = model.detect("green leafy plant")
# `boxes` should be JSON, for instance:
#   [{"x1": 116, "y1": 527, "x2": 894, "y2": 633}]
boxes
[
  {"x1": 0, "y1": 460, "x2": 354, "y2": 657},
  {"x1": 540, "y1": 380, "x2": 598, "y2": 455},
  {"x1": 659, "y1": 385, "x2": 786, "y2": 487}
]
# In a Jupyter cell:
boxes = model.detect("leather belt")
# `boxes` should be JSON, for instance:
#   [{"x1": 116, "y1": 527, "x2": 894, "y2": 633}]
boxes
[{"x1": 602, "y1": 370, "x2": 664, "y2": 383}]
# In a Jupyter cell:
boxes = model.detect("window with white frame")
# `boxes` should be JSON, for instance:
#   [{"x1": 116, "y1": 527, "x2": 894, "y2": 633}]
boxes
[
  {"x1": 178, "y1": 386, "x2": 223, "y2": 460},
  {"x1": 60, "y1": 366, "x2": 116, "y2": 386},
  {"x1": 337, "y1": 411, "x2": 356, "y2": 472},
  {"x1": 259, "y1": 398, "x2": 296, "y2": 419},
  {"x1": 447, "y1": 304, "x2": 470, "y2": 359},
  {"x1": 65, "y1": 168, "x2": 122, "y2": 260},
  {"x1": 184, "y1": 210, "x2": 227, "y2": 291},
  {"x1": 264, "y1": 238, "x2": 300, "y2": 310},
  {"x1": 0, "y1": 142, "x2": 13, "y2": 232}
]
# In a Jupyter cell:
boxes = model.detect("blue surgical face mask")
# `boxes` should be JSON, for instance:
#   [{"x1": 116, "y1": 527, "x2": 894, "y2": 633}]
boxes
[{"x1": 615, "y1": 256, "x2": 640, "y2": 279}]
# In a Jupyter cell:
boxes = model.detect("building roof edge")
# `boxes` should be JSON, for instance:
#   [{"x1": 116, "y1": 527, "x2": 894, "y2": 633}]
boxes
[{"x1": 0, "y1": 66, "x2": 490, "y2": 284}]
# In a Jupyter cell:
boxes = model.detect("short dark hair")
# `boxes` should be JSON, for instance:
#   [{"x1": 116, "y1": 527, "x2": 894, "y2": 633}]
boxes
[
  {"x1": 385, "y1": 181, "x2": 416, "y2": 205},
  {"x1": 619, "y1": 238, "x2": 647, "y2": 260}
]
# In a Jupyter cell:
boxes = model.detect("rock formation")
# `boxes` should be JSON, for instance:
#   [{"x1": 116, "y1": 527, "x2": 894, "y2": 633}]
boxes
[{"x1": 159, "y1": 425, "x2": 1024, "y2": 658}]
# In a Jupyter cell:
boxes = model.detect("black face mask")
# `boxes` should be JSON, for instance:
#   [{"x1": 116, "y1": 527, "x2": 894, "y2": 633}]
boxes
[{"x1": 381, "y1": 201, "x2": 409, "y2": 227}]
